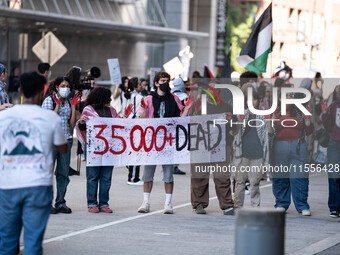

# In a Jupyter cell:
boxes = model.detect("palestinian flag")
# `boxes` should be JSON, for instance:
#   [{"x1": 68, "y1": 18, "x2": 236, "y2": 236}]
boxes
[
  {"x1": 236, "y1": 3, "x2": 272, "y2": 74},
  {"x1": 203, "y1": 65, "x2": 215, "y2": 79}
]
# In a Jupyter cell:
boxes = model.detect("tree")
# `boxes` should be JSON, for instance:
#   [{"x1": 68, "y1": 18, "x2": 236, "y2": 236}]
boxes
[{"x1": 226, "y1": 2, "x2": 258, "y2": 73}]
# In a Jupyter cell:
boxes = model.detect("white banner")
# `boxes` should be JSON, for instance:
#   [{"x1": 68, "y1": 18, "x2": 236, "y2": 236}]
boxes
[{"x1": 86, "y1": 114, "x2": 227, "y2": 166}]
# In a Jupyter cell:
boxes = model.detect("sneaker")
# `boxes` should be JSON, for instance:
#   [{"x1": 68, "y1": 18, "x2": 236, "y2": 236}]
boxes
[
  {"x1": 301, "y1": 209, "x2": 311, "y2": 216},
  {"x1": 56, "y1": 205, "x2": 72, "y2": 214},
  {"x1": 276, "y1": 207, "x2": 286, "y2": 212},
  {"x1": 174, "y1": 167, "x2": 186, "y2": 175},
  {"x1": 50, "y1": 206, "x2": 58, "y2": 214},
  {"x1": 69, "y1": 167, "x2": 80, "y2": 176},
  {"x1": 88, "y1": 206, "x2": 99, "y2": 213},
  {"x1": 245, "y1": 189, "x2": 250, "y2": 195},
  {"x1": 138, "y1": 201, "x2": 150, "y2": 213},
  {"x1": 223, "y1": 207, "x2": 235, "y2": 215},
  {"x1": 127, "y1": 180, "x2": 144, "y2": 186},
  {"x1": 330, "y1": 211, "x2": 339, "y2": 218},
  {"x1": 164, "y1": 203, "x2": 174, "y2": 214},
  {"x1": 195, "y1": 204, "x2": 206, "y2": 214},
  {"x1": 99, "y1": 206, "x2": 113, "y2": 213}
]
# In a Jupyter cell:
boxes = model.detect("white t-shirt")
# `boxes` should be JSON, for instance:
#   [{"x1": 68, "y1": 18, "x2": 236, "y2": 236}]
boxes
[
  {"x1": 0, "y1": 104, "x2": 67, "y2": 189},
  {"x1": 130, "y1": 91, "x2": 143, "y2": 118}
]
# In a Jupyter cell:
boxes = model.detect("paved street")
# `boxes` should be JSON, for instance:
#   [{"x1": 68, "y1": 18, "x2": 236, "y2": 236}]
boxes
[{"x1": 23, "y1": 143, "x2": 340, "y2": 255}]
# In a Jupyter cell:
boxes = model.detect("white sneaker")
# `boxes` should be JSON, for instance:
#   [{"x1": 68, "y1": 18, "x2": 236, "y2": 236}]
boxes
[
  {"x1": 127, "y1": 180, "x2": 144, "y2": 186},
  {"x1": 276, "y1": 207, "x2": 286, "y2": 212},
  {"x1": 138, "y1": 201, "x2": 150, "y2": 213},
  {"x1": 301, "y1": 209, "x2": 311, "y2": 216},
  {"x1": 164, "y1": 203, "x2": 174, "y2": 214},
  {"x1": 245, "y1": 190, "x2": 250, "y2": 195}
]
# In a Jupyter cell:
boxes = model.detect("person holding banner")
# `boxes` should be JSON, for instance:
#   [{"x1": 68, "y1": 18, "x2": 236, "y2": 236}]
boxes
[
  {"x1": 126, "y1": 77, "x2": 144, "y2": 186},
  {"x1": 137, "y1": 71, "x2": 192, "y2": 214},
  {"x1": 77, "y1": 87, "x2": 133, "y2": 213}
]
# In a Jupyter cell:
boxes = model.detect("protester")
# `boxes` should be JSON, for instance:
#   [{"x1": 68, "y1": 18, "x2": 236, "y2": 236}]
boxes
[
  {"x1": 190, "y1": 81, "x2": 236, "y2": 215},
  {"x1": 0, "y1": 63, "x2": 12, "y2": 111},
  {"x1": 239, "y1": 71, "x2": 258, "y2": 88},
  {"x1": 298, "y1": 79, "x2": 315, "y2": 161},
  {"x1": 321, "y1": 85, "x2": 340, "y2": 218},
  {"x1": 272, "y1": 88, "x2": 313, "y2": 216},
  {"x1": 233, "y1": 90, "x2": 272, "y2": 208},
  {"x1": 111, "y1": 76, "x2": 131, "y2": 117},
  {"x1": 140, "y1": 78, "x2": 149, "y2": 97},
  {"x1": 8, "y1": 66, "x2": 20, "y2": 104},
  {"x1": 37, "y1": 62, "x2": 51, "y2": 96},
  {"x1": 170, "y1": 77, "x2": 188, "y2": 175},
  {"x1": 76, "y1": 87, "x2": 133, "y2": 213},
  {"x1": 127, "y1": 77, "x2": 144, "y2": 185},
  {"x1": 192, "y1": 70, "x2": 202, "y2": 79},
  {"x1": 136, "y1": 71, "x2": 192, "y2": 214},
  {"x1": 0, "y1": 71, "x2": 68, "y2": 255},
  {"x1": 42, "y1": 77, "x2": 80, "y2": 214},
  {"x1": 65, "y1": 66, "x2": 83, "y2": 176}
]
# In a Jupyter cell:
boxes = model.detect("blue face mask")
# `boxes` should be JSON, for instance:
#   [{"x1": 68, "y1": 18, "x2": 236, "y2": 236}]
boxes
[{"x1": 59, "y1": 88, "x2": 70, "y2": 98}]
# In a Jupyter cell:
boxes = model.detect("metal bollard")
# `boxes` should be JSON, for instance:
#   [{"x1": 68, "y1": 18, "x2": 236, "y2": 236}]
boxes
[{"x1": 235, "y1": 208, "x2": 285, "y2": 255}]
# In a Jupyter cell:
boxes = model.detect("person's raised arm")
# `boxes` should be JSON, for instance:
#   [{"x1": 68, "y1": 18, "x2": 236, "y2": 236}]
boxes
[{"x1": 112, "y1": 83, "x2": 121, "y2": 100}]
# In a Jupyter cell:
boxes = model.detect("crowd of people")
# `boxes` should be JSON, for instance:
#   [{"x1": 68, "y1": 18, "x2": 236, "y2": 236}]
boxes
[{"x1": 0, "y1": 61, "x2": 339, "y2": 254}]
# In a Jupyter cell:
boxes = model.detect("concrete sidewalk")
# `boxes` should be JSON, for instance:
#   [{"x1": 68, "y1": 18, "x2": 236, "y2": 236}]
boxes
[{"x1": 29, "y1": 152, "x2": 340, "y2": 255}]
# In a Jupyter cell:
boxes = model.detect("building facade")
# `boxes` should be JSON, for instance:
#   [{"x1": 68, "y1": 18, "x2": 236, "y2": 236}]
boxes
[
  {"x1": 233, "y1": 0, "x2": 340, "y2": 77},
  {"x1": 0, "y1": 0, "x2": 220, "y2": 80}
]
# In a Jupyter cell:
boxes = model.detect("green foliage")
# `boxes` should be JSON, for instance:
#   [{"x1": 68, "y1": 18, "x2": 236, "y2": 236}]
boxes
[{"x1": 226, "y1": 2, "x2": 258, "y2": 73}]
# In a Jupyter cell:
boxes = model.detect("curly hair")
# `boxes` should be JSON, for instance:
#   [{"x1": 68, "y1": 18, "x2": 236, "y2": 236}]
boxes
[{"x1": 84, "y1": 87, "x2": 111, "y2": 110}]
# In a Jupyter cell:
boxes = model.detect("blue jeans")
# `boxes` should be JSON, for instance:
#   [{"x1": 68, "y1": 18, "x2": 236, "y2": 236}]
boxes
[
  {"x1": 327, "y1": 138, "x2": 340, "y2": 212},
  {"x1": 272, "y1": 140, "x2": 310, "y2": 212},
  {"x1": 53, "y1": 138, "x2": 73, "y2": 209},
  {"x1": 0, "y1": 186, "x2": 52, "y2": 255},
  {"x1": 86, "y1": 166, "x2": 114, "y2": 208}
]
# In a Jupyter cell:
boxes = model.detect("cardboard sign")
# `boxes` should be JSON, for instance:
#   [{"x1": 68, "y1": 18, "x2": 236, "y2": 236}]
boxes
[
  {"x1": 163, "y1": 57, "x2": 184, "y2": 79},
  {"x1": 149, "y1": 67, "x2": 162, "y2": 91},
  {"x1": 107, "y1": 58, "x2": 122, "y2": 85}
]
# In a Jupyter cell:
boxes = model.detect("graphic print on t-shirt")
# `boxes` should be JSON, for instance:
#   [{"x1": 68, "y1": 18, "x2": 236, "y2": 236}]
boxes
[{"x1": 1, "y1": 119, "x2": 45, "y2": 170}]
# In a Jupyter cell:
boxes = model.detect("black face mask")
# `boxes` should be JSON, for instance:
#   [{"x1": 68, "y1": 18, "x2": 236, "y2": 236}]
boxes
[{"x1": 159, "y1": 82, "x2": 169, "y2": 93}]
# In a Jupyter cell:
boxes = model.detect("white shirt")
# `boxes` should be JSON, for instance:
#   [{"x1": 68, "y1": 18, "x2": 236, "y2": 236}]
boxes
[
  {"x1": 130, "y1": 91, "x2": 143, "y2": 118},
  {"x1": 0, "y1": 104, "x2": 67, "y2": 189}
]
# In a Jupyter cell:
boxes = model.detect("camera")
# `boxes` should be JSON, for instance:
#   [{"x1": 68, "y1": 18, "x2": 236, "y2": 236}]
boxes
[{"x1": 77, "y1": 66, "x2": 101, "y2": 91}]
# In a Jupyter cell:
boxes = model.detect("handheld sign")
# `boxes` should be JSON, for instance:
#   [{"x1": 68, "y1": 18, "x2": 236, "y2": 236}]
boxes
[
  {"x1": 150, "y1": 67, "x2": 162, "y2": 91},
  {"x1": 107, "y1": 58, "x2": 122, "y2": 85}
]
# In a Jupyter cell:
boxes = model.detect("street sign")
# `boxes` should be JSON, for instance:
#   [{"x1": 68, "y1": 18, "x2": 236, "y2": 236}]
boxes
[{"x1": 32, "y1": 31, "x2": 67, "y2": 66}]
